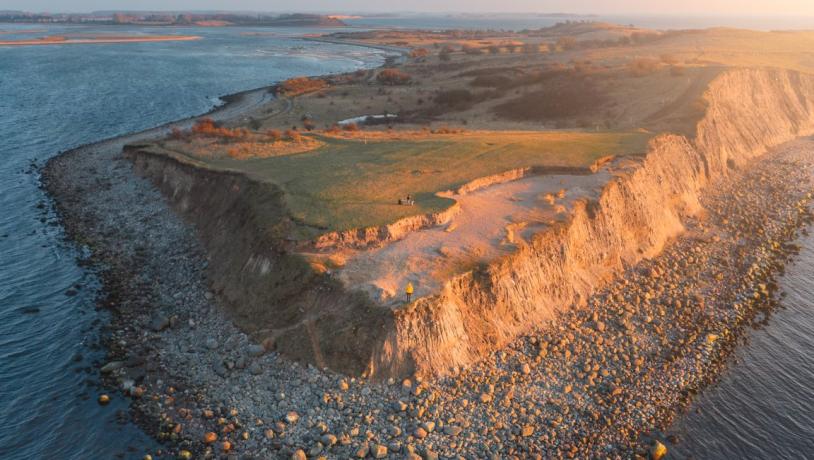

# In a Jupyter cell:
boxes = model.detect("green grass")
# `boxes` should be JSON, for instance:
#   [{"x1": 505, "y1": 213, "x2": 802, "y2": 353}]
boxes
[{"x1": 163, "y1": 130, "x2": 649, "y2": 235}]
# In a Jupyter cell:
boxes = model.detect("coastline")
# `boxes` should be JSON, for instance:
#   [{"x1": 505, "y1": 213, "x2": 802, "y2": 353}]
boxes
[{"x1": 39, "y1": 47, "x2": 814, "y2": 460}]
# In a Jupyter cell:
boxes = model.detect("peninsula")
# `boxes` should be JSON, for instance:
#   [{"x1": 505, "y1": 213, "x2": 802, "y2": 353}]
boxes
[{"x1": 44, "y1": 21, "x2": 814, "y2": 459}]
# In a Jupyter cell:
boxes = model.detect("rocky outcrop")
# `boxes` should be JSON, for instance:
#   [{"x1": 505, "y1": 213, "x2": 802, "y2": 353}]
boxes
[
  {"x1": 369, "y1": 68, "x2": 814, "y2": 378},
  {"x1": 129, "y1": 68, "x2": 814, "y2": 380},
  {"x1": 309, "y1": 203, "x2": 461, "y2": 251}
]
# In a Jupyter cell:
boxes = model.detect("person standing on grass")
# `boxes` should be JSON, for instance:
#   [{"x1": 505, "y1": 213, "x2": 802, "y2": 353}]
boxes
[{"x1": 405, "y1": 282, "x2": 414, "y2": 302}]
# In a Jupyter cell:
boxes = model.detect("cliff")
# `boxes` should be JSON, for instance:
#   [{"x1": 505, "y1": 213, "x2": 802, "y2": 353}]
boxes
[
  {"x1": 127, "y1": 68, "x2": 814, "y2": 379},
  {"x1": 370, "y1": 68, "x2": 814, "y2": 378}
]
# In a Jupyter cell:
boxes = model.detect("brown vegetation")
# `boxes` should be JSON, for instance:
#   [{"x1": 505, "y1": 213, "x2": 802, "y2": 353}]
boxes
[
  {"x1": 279, "y1": 76, "x2": 329, "y2": 96},
  {"x1": 377, "y1": 68, "x2": 412, "y2": 85},
  {"x1": 191, "y1": 118, "x2": 249, "y2": 139},
  {"x1": 628, "y1": 58, "x2": 660, "y2": 77}
]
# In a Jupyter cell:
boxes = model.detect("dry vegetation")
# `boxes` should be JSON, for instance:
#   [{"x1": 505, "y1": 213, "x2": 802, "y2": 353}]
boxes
[
  {"x1": 278, "y1": 76, "x2": 329, "y2": 96},
  {"x1": 153, "y1": 22, "x2": 814, "y2": 234},
  {"x1": 162, "y1": 118, "x2": 322, "y2": 160}
]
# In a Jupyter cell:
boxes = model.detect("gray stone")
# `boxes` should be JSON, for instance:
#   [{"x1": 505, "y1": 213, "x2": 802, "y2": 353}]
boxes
[
  {"x1": 101, "y1": 361, "x2": 124, "y2": 374},
  {"x1": 150, "y1": 315, "x2": 170, "y2": 332},
  {"x1": 247, "y1": 344, "x2": 266, "y2": 357}
]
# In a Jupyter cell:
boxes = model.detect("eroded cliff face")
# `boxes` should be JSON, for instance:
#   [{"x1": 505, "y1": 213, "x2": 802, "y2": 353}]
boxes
[
  {"x1": 370, "y1": 68, "x2": 814, "y2": 378},
  {"x1": 129, "y1": 68, "x2": 814, "y2": 380},
  {"x1": 126, "y1": 150, "x2": 392, "y2": 375}
]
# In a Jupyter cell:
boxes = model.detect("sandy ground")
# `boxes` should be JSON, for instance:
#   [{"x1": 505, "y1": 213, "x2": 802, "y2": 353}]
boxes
[{"x1": 334, "y1": 169, "x2": 610, "y2": 303}]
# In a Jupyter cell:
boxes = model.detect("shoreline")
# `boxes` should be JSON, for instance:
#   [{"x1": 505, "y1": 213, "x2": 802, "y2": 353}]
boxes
[
  {"x1": 43, "y1": 121, "x2": 814, "y2": 457},
  {"x1": 38, "y1": 39, "x2": 814, "y2": 459}
]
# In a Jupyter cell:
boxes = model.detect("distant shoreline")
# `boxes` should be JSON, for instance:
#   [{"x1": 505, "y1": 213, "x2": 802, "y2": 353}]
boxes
[{"x1": 0, "y1": 35, "x2": 202, "y2": 46}]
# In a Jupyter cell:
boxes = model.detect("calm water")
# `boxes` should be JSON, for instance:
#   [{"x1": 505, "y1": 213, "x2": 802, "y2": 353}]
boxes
[
  {"x1": 0, "y1": 24, "x2": 385, "y2": 459},
  {"x1": 670, "y1": 227, "x2": 814, "y2": 459}
]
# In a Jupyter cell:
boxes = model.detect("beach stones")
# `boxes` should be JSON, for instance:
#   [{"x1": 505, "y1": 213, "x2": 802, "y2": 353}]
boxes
[{"x1": 649, "y1": 440, "x2": 667, "y2": 460}]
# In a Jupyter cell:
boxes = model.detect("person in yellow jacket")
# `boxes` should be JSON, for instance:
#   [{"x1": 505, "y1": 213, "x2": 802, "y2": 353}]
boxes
[{"x1": 405, "y1": 282, "x2": 414, "y2": 302}]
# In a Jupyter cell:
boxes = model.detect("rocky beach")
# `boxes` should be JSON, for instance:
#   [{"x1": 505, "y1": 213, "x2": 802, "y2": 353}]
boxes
[{"x1": 42, "y1": 65, "x2": 814, "y2": 460}]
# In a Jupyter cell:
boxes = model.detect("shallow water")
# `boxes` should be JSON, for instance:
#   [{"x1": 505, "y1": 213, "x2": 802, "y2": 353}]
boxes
[
  {"x1": 0, "y1": 24, "x2": 384, "y2": 459},
  {"x1": 670, "y1": 227, "x2": 814, "y2": 459}
]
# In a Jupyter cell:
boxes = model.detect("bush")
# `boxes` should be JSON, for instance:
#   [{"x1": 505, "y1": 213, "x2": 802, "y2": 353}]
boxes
[
  {"x1": 409, "y1": 48, "x2": 429, "y2": 59},
  {"x1": 191, "y1": 118, "x2": 248, "y2": 139},
  {"x1": 376, "y1": 68, "x2": 411, "y2": 85},
  {"x1": 660, "y1": 53, "x2": 679, "y2": 65},
  {"x1": 266, "y1": 129, "x2": 282, "y2": 142},
  {"x1": 284, "y1": 129, "x2": 302, "y2": 142},
  {"x1": 342, "y1": 122, "x2": 360, "y2": 131},
  {"x1": 628, "y1": 58, "x2": 660, "y2": 77},
  {"x1": 669, "y1": 65, "x2": 686, "y2": 76},
  {"x1": 279, "y1": 77, "x2": 328, "y2": 96},
  {"x1": 556, "y1": 36, "x2": 578, "y2": 51}
]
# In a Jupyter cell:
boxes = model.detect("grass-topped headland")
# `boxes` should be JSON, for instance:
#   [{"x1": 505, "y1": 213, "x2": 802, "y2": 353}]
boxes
[{"x1": 143, "y1": 128, "x2": 648, "y2": 237}]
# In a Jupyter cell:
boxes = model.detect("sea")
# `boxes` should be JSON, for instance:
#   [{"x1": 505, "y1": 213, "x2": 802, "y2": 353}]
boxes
[
  {"x1": 0, "y1": 16, "x2": 813, "y2": 460},
  {"x1": 0, "y1": 23, "x2": 387, "y2": 459}
]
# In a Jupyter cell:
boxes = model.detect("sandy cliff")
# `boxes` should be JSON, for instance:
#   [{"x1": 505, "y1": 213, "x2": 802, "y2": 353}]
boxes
[
  {"x1": 128, "y1": 68, "x2": 814, "y2": 379},
  {"x1": 370, "y1": 68, "x2": 814, "y2": 378}
]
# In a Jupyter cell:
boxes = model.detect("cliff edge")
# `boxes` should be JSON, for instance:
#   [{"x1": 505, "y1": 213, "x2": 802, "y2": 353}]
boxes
[{"x1": 128, "y1": 68, "x2": 814, "y2": 379}]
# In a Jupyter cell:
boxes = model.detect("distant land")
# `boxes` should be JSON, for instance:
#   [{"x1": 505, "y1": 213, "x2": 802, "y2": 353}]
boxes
[{"x1": 0, "y1": 11, "x2": 347, "y2": 27}]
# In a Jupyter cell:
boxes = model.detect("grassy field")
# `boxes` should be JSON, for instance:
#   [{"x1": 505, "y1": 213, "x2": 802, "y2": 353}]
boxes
[{"x1": 155, "y1": 130, "x2": 649, "y2": 234}]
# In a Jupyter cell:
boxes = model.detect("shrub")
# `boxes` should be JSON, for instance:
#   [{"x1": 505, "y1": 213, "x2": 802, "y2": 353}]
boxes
[
  {"x1": 409, "y1": 48, "x2": 429, "y2": 59},
  {"x1": 660, "y1": 53, "x2": 679, "y2": 65},
  {"x1": 556, "y1": 36, "x2": 578, "y2": 51},
  {"x1": 342, "y1": 122, "x2": 360, "y2": 131},
  {"x1": 284, "y1": 129, "x2": 302, "y2": 142},
  {"x1": 279, "y1": 77, "x2": 328, "y2": 96},
  {"x1": 191, "y1": 118, "x2": 247, "y2": 139},
  {"x1": 670, "y1": 65, "x2": 686, "y2": 76},
  {"x1": 628, "y1": 58, "x2": 660, "y2": 77},
  {"x1": 377, "y1": 68, "x2": 411, "y2": 85},
  {"x1": 303, "y1": 119, "x2": 316, "y2": 131},
  {"x1": 266, "y1": 129, "x2": 282, "y2": 142}
]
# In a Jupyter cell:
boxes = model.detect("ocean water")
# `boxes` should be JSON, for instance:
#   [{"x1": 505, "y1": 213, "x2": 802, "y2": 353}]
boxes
[
  {"x1": 0, "y1": 24, "x2": 385, "y2": 459},
  {"x1": 669, "y1": 227, "x2": 814, "y2": 459}
]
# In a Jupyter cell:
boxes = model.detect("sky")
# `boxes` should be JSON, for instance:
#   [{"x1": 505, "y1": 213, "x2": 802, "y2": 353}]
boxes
[{"x1": 5, "y1": 0, "x2": 814, "y2": 15}]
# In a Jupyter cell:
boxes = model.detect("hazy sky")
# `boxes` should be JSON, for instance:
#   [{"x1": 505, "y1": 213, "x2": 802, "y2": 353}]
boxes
[{"x1": 6, "y1": 0, "x2": 814, "y2": 15}]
